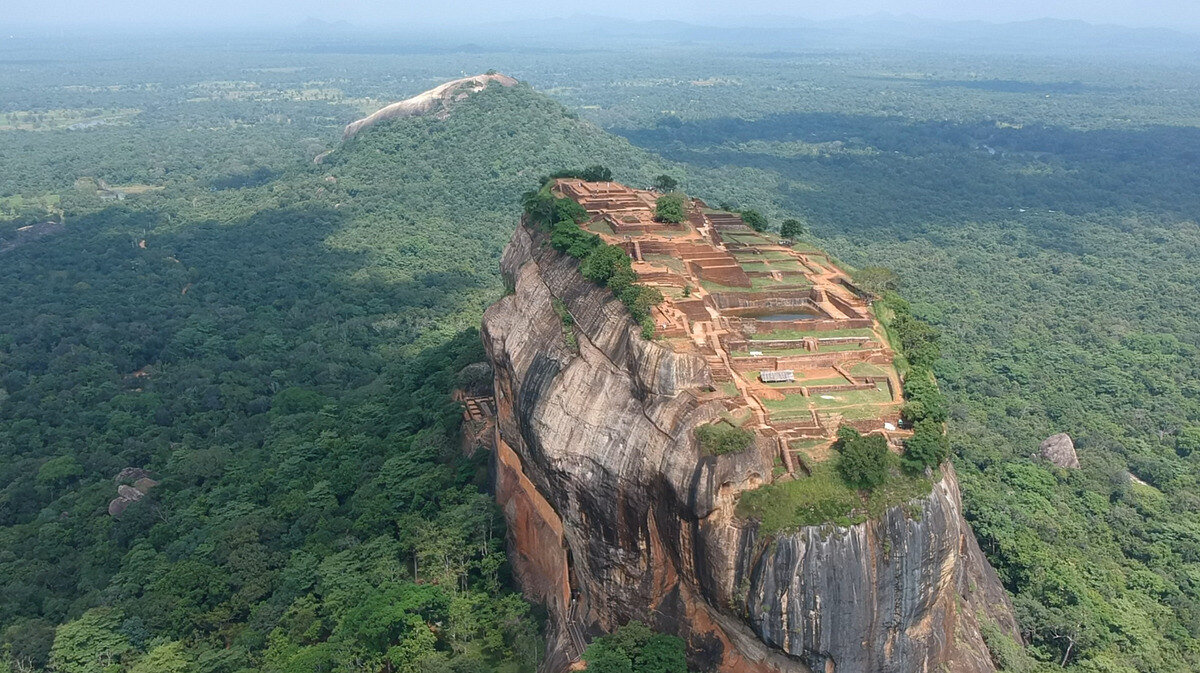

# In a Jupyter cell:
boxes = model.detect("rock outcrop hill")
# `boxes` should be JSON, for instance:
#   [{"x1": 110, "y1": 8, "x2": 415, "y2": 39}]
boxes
[
  {"x1": 482, "y1": 219, "x2": 1021, "y2": 672},
  {"x1": 342, "y1": 72, "x2": 518, "y2": 140}
]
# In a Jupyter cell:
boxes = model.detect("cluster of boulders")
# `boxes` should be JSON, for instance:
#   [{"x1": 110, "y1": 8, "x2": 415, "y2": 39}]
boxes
[{"x1": 107, "y1": 467, "x2": 158, "y2": 517}]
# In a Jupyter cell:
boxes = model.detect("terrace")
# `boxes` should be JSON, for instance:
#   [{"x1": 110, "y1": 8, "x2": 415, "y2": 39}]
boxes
[{"x1": 551, "y1": 179, "x2": 905, "y2": 478}]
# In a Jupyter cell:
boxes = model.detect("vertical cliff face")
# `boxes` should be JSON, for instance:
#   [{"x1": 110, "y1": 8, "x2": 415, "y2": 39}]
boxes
[{"x1": 482, "y1": 222, "x2": 1019, "y2": 673}]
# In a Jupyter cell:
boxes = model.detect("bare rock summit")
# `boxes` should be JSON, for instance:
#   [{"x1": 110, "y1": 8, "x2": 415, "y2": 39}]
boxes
[{"x1": 342, "y1": 72, "x2": 518, "y2": 140}]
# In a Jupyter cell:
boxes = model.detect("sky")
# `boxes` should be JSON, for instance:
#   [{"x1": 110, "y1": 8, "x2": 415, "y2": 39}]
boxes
[{"x1": 4, "y1": 0, "x2": 1200, "y2": 32}]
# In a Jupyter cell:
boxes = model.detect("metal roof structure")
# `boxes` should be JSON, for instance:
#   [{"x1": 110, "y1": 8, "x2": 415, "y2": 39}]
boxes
[{"x1": 760, "y1": 370, "x2": 795, "y2": 383}]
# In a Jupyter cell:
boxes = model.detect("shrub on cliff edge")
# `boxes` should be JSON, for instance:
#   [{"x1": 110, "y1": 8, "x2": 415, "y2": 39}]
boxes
[
  {"x1": 696, "y1": 422, "x2": 755, "y2": 455},
  {"x1": 834, "y1": 427, "x2": 890, "y2": 490}
]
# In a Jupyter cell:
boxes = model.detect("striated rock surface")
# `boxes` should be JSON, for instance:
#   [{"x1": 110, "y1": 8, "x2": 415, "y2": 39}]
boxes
[
  {"x1": 482, "y1": 221, "x2": 1019, "y2": 672},
  {"x1": 1039, "y1": 433, "x2": 1079, "y2": 468},
  {"x1": 342, "y1": 72, "x2": 518, "y2": 140}
]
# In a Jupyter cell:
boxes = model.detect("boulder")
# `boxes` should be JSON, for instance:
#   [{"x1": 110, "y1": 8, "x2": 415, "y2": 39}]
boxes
[
  {"x1": 1039, "y1": 433, "x2": 1079, "y2": 468},
  {"x1": 132, "y1": 477, "x2": 159, "y2": 494},
  {"x1": 108, "y1": 498, "x2": 132, "y2": 517},
  {"x1": 117, "y1": 484, "x2": 145, "y2": 502},
  {"x1": 114, "y1": 467, "x2": 152, "y2": 484}
]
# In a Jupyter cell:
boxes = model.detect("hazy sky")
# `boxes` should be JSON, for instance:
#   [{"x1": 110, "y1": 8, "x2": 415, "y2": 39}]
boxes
[{"x1": 6, "y1": 0, "x2": 1200, "y2": 32}]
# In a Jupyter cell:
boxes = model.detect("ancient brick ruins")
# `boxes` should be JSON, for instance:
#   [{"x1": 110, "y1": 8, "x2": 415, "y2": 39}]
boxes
[{"x1": 551, "y1": 178, "x2": 908, "y2": 471}]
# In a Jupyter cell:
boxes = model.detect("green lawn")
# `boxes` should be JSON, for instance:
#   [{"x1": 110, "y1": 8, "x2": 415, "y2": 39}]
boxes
[
  {"x1": 809, "y1": 384, "x2": 893, "y2": 409},
  {"x1": 762, "y1": 392, "x2": 812, "y2": 411},
  {"x1": 750, "y1": 327, "x2": 875, "y2": 340},
  {"x1": 701, "y1": 276, "x2": 795, "y2": 293},
  {"x1": 718, "y1": 382, "x2": 742, "y2": 398},
  {"x1": 789, "y1": 438, "x2": 830, "y2": 453},
  {"x1": 739, "y1": 261, "x2": 772, "y2": 272},
  {"x1": 769, "y1": 261, "x2": 807, "y2": 273},
  {"x1": 644, "y1": 253, "x2": 685, "y2": 273},
  {"x1": 816, "y1": 342, "x2": 867, "y2": 352},
  {"x1": 848, "y1": 362, "x2": 894, "y2": 378},
  {"x1": 586, "y1": 220, "x2": 615, "y2": 235},
  {"x1": 732, "y1": 347, "x2": 812, "y2": 357},
  {"x1": 733, "y1": 250, "x2": 791, "y2": 260}
]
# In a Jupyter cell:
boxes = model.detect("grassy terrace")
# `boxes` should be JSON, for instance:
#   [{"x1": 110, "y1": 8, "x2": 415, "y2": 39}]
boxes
[
  {"x1": 738, "y1": 460, "x2": 933, "y2": 531},
  {"x1": 739, "y1": 261, "x2": 772, "y2": 272},
  {"x1": 732, "y1": 347, "x2": 814, "y2": 357},
  {"x1": 726, "y1": 233, "x2": 777, "y2": 246},
  {"x1": 586, "y1": 220, "x2": 615, "y2": 235},
  {"x1": 643, "y1": 253, "x2": 686, "y2": 274},
  {"x1": 733, "y1": 250, "x2": 792, "y2": 260},
  {"x1": 762, "y1": 393, "x2": 813, "y2": 412},
  {"x1": 701, "y1": 276, "x2": 809, "y2": 293},
  {"x1": 849, "y1": 362, "x2": 895, "y2": 378},
  {"x1": 749, "y1": 327, "x2": 875, "y2": 340},
  {"x1": 810, "y1": 384, "x2": 894, "y2": 411}
]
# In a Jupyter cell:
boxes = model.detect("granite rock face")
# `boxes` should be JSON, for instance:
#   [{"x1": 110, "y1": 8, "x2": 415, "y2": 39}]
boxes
[
  {"x1": 342, "y1": 73, "x2": 518, "y2": 140},
  {"x1": 482, "y1": 222, "x2": 1019, "y2": 673},
  {"x1": 1039, "y1": 433, "x2": 1079, "y2": 469}
]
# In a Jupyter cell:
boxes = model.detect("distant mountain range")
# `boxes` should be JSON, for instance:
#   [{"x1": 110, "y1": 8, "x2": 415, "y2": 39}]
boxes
[{"x1": 290, "y1": 13, "x2": 1200, "y2": 56}]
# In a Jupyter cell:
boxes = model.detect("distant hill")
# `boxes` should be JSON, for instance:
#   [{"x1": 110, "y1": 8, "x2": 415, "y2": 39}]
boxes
[{"x1": 315, "y1": 78, "x2": 672, "y2": 337}]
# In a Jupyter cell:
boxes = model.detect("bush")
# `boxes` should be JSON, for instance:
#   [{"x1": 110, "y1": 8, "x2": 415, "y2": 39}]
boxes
[
  {"x1": 880, "y1": 292, "x2": 940, "y2": 369},
  {"x1": 780, "y1": 218, "x2": 805, "y2": 239},
  {"x1": 522, "y1": 189, "x2": 588, "y2": 228},
  {"x1": 653, "y1": 174, "x2": 679, "y2": 192},
  {"x1": 739, "y1": 209, "x2": 768, "y2": 232},
  {"x1": 551, "y1": 219, "x2": 601, "y2": 257},
  {"x1": 544, "y1": 165, "x2": 613, "y2": 183},
  {"x1": 902, "y1": 418, "x2": 949, "y2": 474},
  {"x1": 834, "y1": 427, "x2": 890, "y2": 490},
  {"x1": 581, "y1": 244, "x2": 632, "y2": 285},
  {"x1": 696, "y1": 422, "x2": 755, "y2": 455},
  {"x1": 581, "y1": 165, "x2": 613, "y2": 182},
  {"x1": 1177, "y1": 427, "x2": 1200, "y2": 457},
  {"x1": 851, "y1": 267, "x2": 899, "y2": 296},
  {"x1": 582, "y1": 622, "x2": 688, "y2": 673},
  {"x1": 544, "y1": 210, "x2": 662, "y2": 340},
  {"x1": 901, "y1": 372, "x2": 948, "y2": 425},
  {"x1": 654, "y1": 194, "x2": 687, "y2": 223}
]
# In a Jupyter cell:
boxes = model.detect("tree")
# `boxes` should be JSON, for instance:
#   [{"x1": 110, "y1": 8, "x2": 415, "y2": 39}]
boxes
[
  {"x1": 637, "y1": 634, "x2": 688, "y2": 673},
  {"x1": 739, "y1": 209, "x2": 768, "y2": 232},
  {"x1": 584, "y1": 645, "x2": 633, "y2": 673},
  {"x1": 1176, "y1": 427, "x2": 1200, "y2": 457},
  {"x1": 48, "y1": 609, "x2": 131, "y2": 673},
  {"x1": 834, "y1": 428, "x2": 890, "y2": 490},
  {"x1": 852, "y1": 267, "x2": 899, "y2": 297},
  {"x1": 654, "y1": 194, "x2": 686, "y2": 224},
  {"x1": 581, "y1": 245, "x2": 632, "y2": 285},
  {"x1": 652, "y1": 175, "x2": 679, "y2": 192},
  {"x1": 580, "y1": 165, "x2": 613, "y2": 182},
  {"x1": 583, "y1": 622, "x2": 689, "y2": 673},
  {"x1": 129, "y1": 641, "x2": 192, "y2": 673},
  {"x1": 901, "y1": 418, "x2": 949, "y2": 474},
  {"x1": 34, "y1": 456, "x2": 83, "y2": 492},
  {"x1": 780, "y1": 218, "x2": 805, "y2": 239}
]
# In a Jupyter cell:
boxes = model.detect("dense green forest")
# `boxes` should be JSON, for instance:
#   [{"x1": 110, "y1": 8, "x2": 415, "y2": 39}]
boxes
[
  {"x1": 0, "y1": 70, "x2": 667, "y2": 672},
  {"x1": 2, "y1": 33, "x2": 1200, "y2": 673}
]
